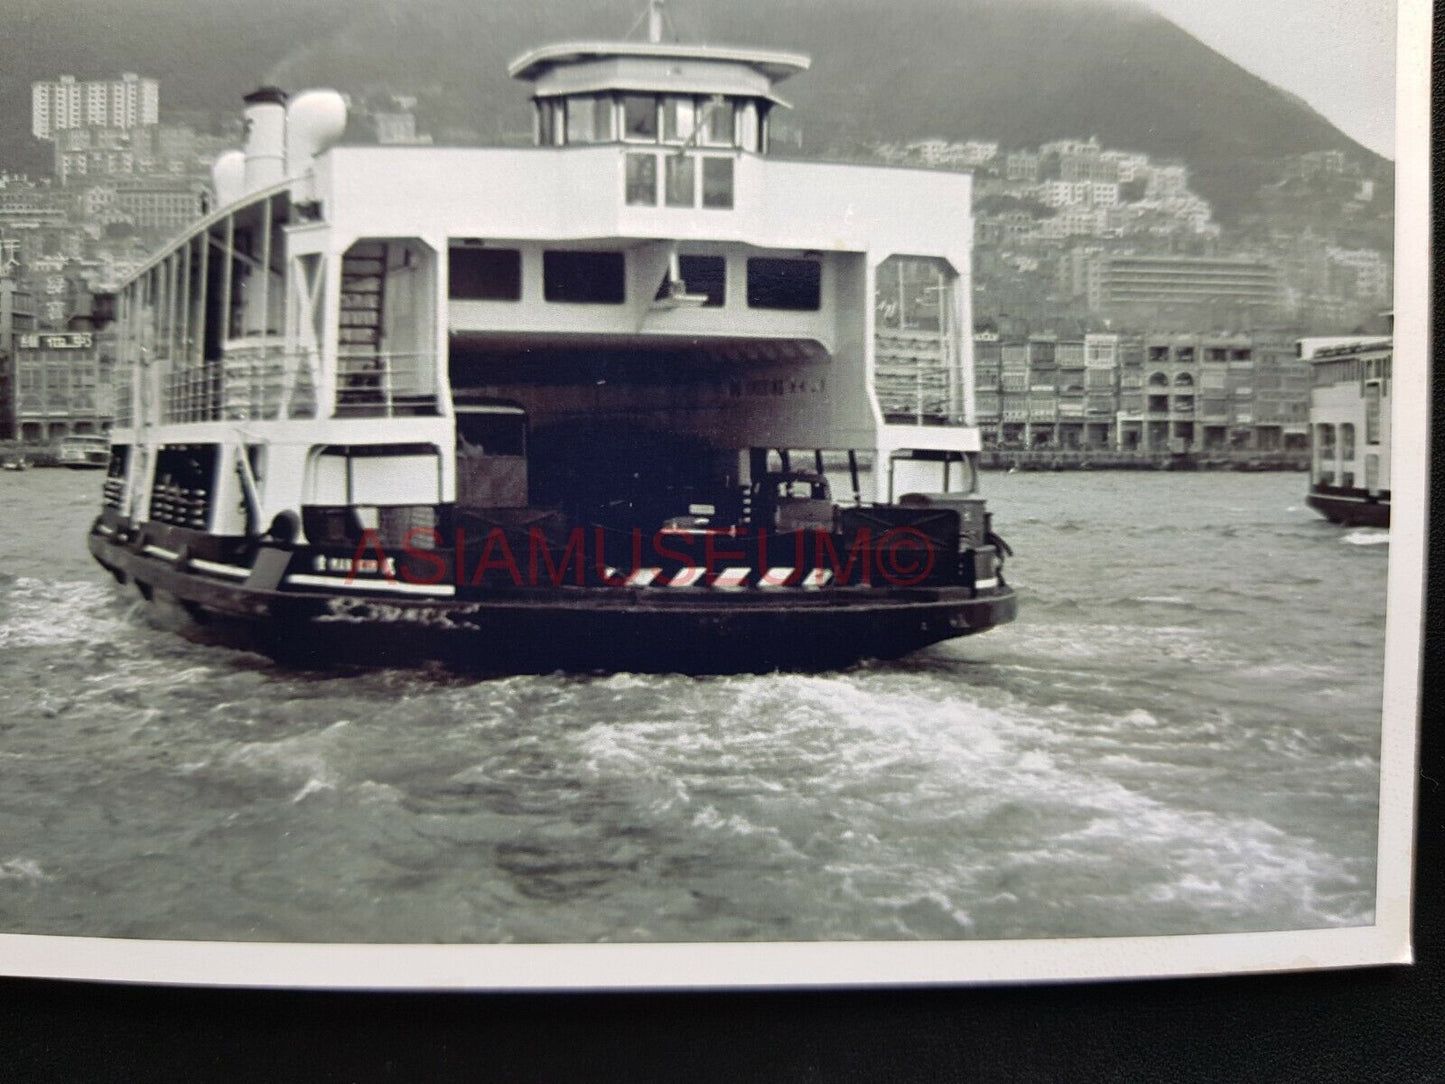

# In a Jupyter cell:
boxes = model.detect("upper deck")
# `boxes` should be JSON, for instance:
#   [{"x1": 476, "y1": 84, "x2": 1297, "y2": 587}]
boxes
[{"x1": 307, "y1": 144, "x2": 972, "y2": 263}]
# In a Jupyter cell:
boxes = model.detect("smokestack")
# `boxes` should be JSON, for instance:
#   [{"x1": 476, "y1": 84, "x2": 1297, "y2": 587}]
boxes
[{"x1": 242, "y1": 86, "x2": 289, "y2": 193}]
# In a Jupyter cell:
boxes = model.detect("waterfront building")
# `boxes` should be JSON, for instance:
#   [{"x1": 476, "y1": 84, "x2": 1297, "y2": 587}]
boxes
[
  {"x1": 983, "y1": 328, "x2": 1309, "y2": 456},
  {"x1": 8, "y1": 328, "x2": 113, "y2": 442},
  {"x1": 0, "y1": 279, "x2": 37, "y2": 439}
]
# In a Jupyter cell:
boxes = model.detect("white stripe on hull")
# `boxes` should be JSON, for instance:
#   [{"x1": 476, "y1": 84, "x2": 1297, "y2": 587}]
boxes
[
  {"x1": 285, "y1": 573, "x2": 455, "y2": 597},
  {"x1": 190, "y1": 558, "x2": 251, "y2": 579}
]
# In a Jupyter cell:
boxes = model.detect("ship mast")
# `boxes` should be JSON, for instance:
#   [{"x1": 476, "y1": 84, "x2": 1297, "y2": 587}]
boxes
[{"x1": 627, "y1": 0, "x2": 673, "y2": 43}]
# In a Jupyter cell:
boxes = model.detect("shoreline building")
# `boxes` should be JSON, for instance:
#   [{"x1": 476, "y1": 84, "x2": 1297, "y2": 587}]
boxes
[
  {"x1": 0, "y1": 278, "x2": 37, "y2": 439},
  {"x1": 10, "y1": 328, "x2": 112, "y2": 442},
  {"x1": 974, "y1": 329, "x2": 1309, "y2": 455}
]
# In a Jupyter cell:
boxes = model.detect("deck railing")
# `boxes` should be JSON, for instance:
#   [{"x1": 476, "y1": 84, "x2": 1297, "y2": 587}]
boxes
[
  {"x1": 334, "y1": 351, "x2": 437, "y2": 417},
  {"x1": 156, "y1": 342, "x2": 319, "y2": 424}
]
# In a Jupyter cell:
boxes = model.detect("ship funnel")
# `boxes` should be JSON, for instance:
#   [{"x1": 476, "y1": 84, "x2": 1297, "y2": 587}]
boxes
[
  {"x1": 242, "y1": 86, "x2": 289, "y2": 193},
  {"x1": 211, "y1": 150, "x2": 247, "y2": 209},
  {"x1": 286, "y1": 89, "x2": 348, "y2": 177}
]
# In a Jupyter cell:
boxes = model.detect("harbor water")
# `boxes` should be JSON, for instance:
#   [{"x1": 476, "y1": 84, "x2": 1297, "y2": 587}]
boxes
[{"x1": 0, "y1": 469, "x2": 1385, "y2": 943}]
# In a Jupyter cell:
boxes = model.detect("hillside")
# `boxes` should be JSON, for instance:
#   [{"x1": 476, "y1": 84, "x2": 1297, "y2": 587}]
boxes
[{"x1": 1, "y1": 0, "x2": 1389, "y2": 223}]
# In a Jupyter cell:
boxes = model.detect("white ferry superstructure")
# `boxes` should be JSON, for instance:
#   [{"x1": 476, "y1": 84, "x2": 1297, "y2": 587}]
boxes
[
  {"x1": 89, "y1": 15, "x2": 1017, "y2": 671},
  {"x1": 1301, "y1": 335, "x2": 1391, "y2": 528}
]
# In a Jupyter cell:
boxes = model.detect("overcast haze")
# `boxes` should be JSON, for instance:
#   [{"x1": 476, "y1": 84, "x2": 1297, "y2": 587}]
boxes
[{"x1": 1133, "y1": 0, "x2": 1397, "y2": 158}]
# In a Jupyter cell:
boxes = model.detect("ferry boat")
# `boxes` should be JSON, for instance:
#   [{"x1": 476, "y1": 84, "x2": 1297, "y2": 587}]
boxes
[
  {"x1": 57, "y1": 433, "x2": 111, "y2": 469},
  {"x1": 1301, "y1": 336, "x2": 1391, "y2": 528},
  {"x1": 87, "y1": 3, "x2": 1017, "y2": 672}
]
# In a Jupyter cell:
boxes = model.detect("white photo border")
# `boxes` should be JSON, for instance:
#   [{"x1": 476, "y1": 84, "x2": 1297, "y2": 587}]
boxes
[{"x1": 0, "y1": 0, "x2": 1427, "y2": 989}]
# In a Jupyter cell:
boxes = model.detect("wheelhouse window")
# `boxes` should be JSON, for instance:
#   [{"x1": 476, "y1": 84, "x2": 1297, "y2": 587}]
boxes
[
  {"x1": 701, "y1": 157, "x2": 734, "y2": 208},
  {"x1": 448, "y1": 247, "x2": 522, "y2": 301},
  {"x1": 700, "y1": 99, "x2": 736, "y2": 146},
  {"x1": 566, "y1": 95, "x2": 615, "y2": 144},
  {"x1": 662, "y1": 98, "x2": 696, "y2": 144},
  {"x1": 543, "y1": 250, "x2": 626, "y2": 304},
  {"x1": 747, "y1": 257, "x2": 821, "y2": 311},
  {"x1": 622, "y1": 95, "x2": 659, "y2": 142}
]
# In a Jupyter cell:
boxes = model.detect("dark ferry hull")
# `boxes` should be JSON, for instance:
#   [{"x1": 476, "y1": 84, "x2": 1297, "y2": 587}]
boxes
[
  {"x1": 1306, "y1": 488, "x2": 1390, "y2": 528},
  {"x1": 89, "y1": 530, "x2": 1016, "y2": 674}
]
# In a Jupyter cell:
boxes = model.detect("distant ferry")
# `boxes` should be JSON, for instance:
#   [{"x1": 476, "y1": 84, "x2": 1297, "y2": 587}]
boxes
[
  {"x1": 1301, "y1": 336, "x2": 1391, "y2": 528},
  {"x1": 57, "y1": 433, "x2": 110, "y2": 469},
  {"x1": 87, "y1": 1, "x2": 1016, "y2": 671}
]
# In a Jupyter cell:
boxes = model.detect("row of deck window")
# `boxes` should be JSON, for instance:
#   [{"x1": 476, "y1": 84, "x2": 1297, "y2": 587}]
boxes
[
  {"x1": 536, "y1": 94, "x2": 765, "y2": 152},
  {"x1": 448, "y1": 248, "x2": 822, "y2": 311},
  {"x1": 1312, "y1": 355, "x2": 1392, "y2": 387}
]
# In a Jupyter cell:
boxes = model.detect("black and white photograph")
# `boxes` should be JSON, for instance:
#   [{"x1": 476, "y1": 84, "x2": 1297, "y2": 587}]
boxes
[{"x1": 0, "y1": 0, "x2": 1425, "y2": 987}]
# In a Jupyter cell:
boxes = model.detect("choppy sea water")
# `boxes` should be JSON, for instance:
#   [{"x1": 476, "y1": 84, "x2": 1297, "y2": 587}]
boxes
[{"x1": 0, "y1": 469, "x2": 1385, "y2": 943}]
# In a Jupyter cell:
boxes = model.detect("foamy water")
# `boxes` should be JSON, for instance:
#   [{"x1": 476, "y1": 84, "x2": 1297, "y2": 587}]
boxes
[{"x1": 0, "y1": 469, "x2": 1386, "y2": 942}]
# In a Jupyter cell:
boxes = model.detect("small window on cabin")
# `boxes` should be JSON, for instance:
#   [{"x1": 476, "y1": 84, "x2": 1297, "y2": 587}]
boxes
[
  {"x1": 625, "y1": 153, "x2": 657, "y2": 205},
  {"x1": 449, "y1": 248, "x2": 522, "y2": 301},
  {"x1": 1340, "y1": 423, "x2": 1356, "y2": 460},
  {"x1": 655, "y1": 255, "x2": 726, "y2": 307},
  {"x1": 543, "y1": 250, "x2": 626, "y2": 304},
  {"x1": 622, "y1": 95, "x2": 658, "y2": 142},
  {"x1": 662, "y1": 98, "x2": 696, "y2": 144},
  {"x1": 566, "y1": 96, "x2": 614, "y2": 144},
  {"x1": 747, "y1": 257, "x2": 821, "y2": 311},
  {"x1": 665, "y1": 156, "x2": 695, "y2": 207},
  {"x1": 701, "y1": 157, "x2": 734, "y2": 208},
  {"x1": 701, "y1": 99, "x2": 735, "y2": 146}
]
